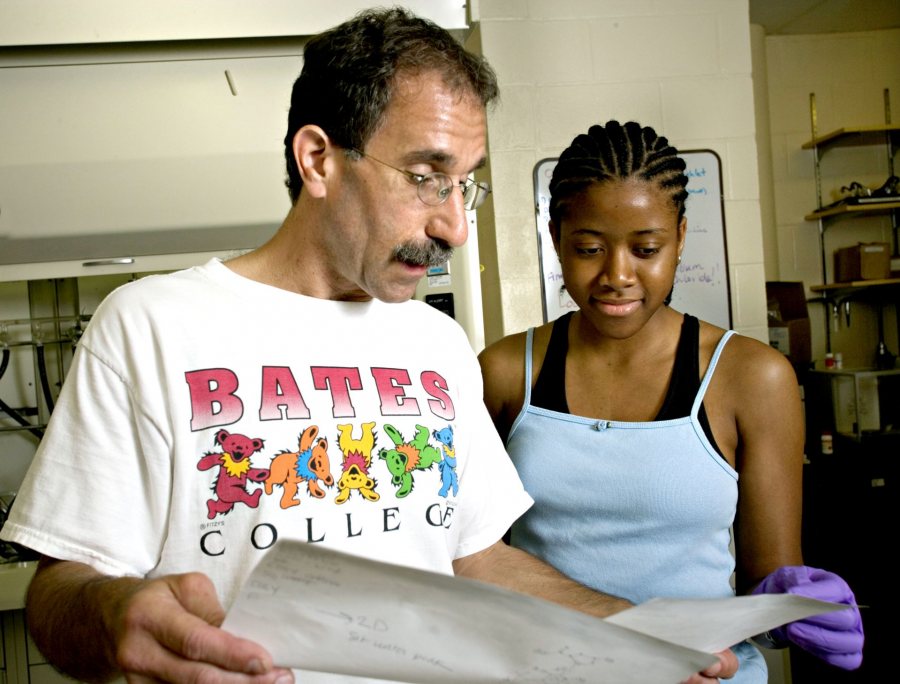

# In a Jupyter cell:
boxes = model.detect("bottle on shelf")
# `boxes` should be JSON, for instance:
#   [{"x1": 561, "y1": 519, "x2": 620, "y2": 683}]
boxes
[
  {"x1": 820, "y1": 431, "x2": 834, "y2": 455},
  {"x1": 875, "y1": 341, "x2": 896, "y2": 370}
]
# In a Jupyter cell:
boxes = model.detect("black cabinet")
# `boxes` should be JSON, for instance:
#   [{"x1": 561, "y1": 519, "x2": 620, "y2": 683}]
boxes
[{"x1": 795, "y1": 426, "x2": 897, "y2": 680}]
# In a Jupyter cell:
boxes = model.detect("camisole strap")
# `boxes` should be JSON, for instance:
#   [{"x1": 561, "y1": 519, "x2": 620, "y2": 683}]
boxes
[
  {"x1": 531, "y1": 311, "x2": 573, "y2": 413},
  {"x1": 523, "y1": 327, "x2": 535, "y2": 408},
  {"x1": 690, "y1": 329, "x2": 736, "y2": 418}
]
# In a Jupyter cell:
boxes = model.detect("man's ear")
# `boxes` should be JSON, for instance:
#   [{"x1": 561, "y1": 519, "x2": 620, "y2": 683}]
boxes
[{"x1": 291, "y1": 125, "x2": 334, "y2": 199}]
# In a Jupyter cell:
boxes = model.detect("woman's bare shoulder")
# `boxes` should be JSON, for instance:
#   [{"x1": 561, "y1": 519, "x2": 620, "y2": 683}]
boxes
[
  {"x1": 479, "y1": 330, "x2": 527, "y2": 373},
  {"x1": 479, "y1": 323, "x2": 554, "y2": 369},
  {"x1": 704, "y1": 323, "x2": 799, "y2": 391},
  {"x1": 479, "y1": 324, "x2": 554, "y2": 403}
]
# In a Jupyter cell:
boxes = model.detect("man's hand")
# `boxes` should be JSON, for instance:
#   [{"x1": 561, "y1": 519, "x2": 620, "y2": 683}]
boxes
[
  {"x1": 27, "y1": 558, "x2": 293, "y2": 683},
  {"x1": 680, "y1": 649, "x2": 738, "y2": 683},
  {"x1": 111, "y1": 572, "x2": 293, "y2": 683}
]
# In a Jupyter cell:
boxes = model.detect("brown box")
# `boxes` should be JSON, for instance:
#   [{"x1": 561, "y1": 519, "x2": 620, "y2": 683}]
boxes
[
  {"x1": 766, "y1": 281, "x2": 811, "y2": 367},
  {"x1": 834, "y1": 242, "x2": 891, "y2": 282}
]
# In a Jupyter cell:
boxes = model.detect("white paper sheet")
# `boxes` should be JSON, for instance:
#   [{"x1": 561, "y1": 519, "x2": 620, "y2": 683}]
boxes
[
  {"x1": 222, "y1": 541, "x2": 844, "y2": 684},
  {"x1": 607, "y1": 594, "x2": 846, "y2": 653}
]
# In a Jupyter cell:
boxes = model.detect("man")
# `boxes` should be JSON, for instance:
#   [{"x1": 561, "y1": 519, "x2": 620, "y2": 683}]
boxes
[{"x1": 2, "y1": 8, "x2": 735, "y2": 683}]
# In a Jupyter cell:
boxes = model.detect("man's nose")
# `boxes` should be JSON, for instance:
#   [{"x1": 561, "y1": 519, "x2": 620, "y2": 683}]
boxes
[{"x1": 426, "y1": 189, "x2": 469, "y2": 248}]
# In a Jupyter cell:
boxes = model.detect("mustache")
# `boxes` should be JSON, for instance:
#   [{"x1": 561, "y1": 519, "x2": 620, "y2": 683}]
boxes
[{"x1": 392, "y1": 240, "x2": 453, "y2": 268}]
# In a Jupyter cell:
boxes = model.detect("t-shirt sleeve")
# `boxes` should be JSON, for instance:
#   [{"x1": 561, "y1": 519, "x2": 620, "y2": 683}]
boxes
[
  {"x1": 450, "y1": 346, "x2": 533, "y2": 560},
  {"x1": 1, "y1": 332, "x2": 171, "y2": 578}
]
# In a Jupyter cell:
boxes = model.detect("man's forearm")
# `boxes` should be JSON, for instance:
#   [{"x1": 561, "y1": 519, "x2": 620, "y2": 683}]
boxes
[
  {"x1": 26, "y1": 557, "x2": 139, "y2": 683},
  {"x1": 453, "y1": 541, "x2": 632, "y2": 618}
]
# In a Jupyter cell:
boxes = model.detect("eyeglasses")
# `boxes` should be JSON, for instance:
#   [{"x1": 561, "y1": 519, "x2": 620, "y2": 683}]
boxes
[{"x1": 350, "y1": 149, "x2": 491, "y2": 211}]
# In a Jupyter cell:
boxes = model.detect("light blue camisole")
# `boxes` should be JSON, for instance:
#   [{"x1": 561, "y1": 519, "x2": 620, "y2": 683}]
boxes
[{"x1": 508, "y1": 327, "x2": 767, "y2": 682}]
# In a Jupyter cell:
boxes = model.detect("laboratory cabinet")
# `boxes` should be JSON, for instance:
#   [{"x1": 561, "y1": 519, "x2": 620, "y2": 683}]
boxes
[
  {"x1": 0, "y1": 43, "x2": 303, "y2": 276},
  {"x1": 0, "y1": 1, "x2": 467, "y2": 47},
  {"x1": 3, "y1": 606, "x2": 79, "y2": 684},
  {"x1": 796, "y1": 438, "x2": 897, "y2": 681},
  {"x1": 2, "y1": 609, "x2": 109, "y2": 683},
  {"x1": 800, "y1": 367, "x2": 897, "y2": 679},
  {"x1": 0, "y1": 562, "x2": 76, "y2": 684}
]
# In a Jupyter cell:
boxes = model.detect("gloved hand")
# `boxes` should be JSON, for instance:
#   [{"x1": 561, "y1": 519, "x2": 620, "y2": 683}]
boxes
[{"x1": 752, "y1": 565, "x2": 863, "y2": 670}]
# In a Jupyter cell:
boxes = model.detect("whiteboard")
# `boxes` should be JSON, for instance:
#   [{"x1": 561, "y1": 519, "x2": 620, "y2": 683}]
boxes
[{"x1": 533, "y1": 150, "x2": 731, "y2": 328}]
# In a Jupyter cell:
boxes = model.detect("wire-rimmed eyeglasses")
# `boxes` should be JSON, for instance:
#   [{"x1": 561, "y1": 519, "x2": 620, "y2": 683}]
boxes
[{"x1": 350, "y1": 149, "x2": 491, "y2": 211}]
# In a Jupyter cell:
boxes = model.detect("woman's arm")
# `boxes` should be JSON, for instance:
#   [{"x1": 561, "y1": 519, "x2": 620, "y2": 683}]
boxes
[
  {"x1": 477, "y1": 332, "x2": 528, "y2": 441},
  {"x1": 721, "y1": 338, "x2": 805, "y2": 591},
  {"x1": 726, "y1": 341, "x2": 864, "y2": 669}
]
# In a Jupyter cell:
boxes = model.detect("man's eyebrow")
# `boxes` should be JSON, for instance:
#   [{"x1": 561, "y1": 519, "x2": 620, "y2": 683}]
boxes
[
  {"x1": 400, "y1": 150, "x2": 453, "y2": 166},
  {"x1": 401, "y1": 150, "x2": 488, "y2": 173}
]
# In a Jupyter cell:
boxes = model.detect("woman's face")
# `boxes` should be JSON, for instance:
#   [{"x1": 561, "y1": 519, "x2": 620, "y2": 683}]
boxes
[{"x1": 551, "y1": 178, "x2": 686, "y2": 339}]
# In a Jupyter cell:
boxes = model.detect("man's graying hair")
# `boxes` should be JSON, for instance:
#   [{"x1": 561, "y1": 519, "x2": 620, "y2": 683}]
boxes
[
  {"x1": 548, "y1": 120, "x2": 689, "y2": 226},
  {"x1": 283, "y1": 7, "x2": 500, "y2": 203}
]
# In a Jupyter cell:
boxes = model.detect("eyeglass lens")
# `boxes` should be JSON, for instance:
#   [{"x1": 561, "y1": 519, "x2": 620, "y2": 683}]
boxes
[{"x1": 418, "y1": 174, "x2": 489, "y2": 210}]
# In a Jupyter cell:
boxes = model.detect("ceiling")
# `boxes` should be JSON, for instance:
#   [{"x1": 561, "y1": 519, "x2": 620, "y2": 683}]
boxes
[{"x1": 749, "y1": 0, "x2": 900, "y2": 34}]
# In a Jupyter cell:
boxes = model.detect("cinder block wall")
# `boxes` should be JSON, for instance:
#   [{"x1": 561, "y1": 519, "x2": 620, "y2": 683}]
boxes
[
  {"x1": 475, "y1": 0, "x2": 766, "y2": 345},
  {"x1": 762, "y1": 28, "x2": 900, "y2": 368}
]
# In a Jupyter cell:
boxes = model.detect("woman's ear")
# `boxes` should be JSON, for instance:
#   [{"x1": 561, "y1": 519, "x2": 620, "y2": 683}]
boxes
[
  {"x1": 676, "y1": 215, "x2": 687, "y2": 261},
  {"x1": 549, "y1": 219, "x2": 562, "y2": 258},
  {"x1": 291, "y1": 125, "x2": 333, "y2": 199}
]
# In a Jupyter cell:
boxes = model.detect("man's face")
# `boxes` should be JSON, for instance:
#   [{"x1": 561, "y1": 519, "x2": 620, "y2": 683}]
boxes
[{"x1": 322, "y1": 70, "x2": 487, "y2": 302}]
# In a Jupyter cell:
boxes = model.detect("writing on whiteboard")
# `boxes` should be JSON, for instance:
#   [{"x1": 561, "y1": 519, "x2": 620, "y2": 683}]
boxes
[{"x1": 675, "y1": 261, "x2": 723, "y2": 287}]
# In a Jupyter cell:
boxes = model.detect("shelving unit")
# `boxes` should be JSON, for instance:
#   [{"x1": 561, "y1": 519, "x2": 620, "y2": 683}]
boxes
[
  {"x1": 796, "y1": 93, "x2": 900, "y2": 684},
  {"x1": 803, "y1": 89, "x2": 899, "y2": 353}
]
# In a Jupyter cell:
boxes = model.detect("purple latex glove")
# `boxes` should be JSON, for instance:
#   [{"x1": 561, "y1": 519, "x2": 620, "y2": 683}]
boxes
[{"x1": 752, "y1": 565, "x2": 863, "y2": 670}]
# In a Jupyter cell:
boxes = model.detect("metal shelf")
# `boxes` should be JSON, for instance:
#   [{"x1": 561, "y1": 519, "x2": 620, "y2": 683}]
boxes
[
  {"x1": 801, "y1": 123, "x2": 900, "y2": 151},
  {"x1": 805, "y1": 201, "x2": 900, "y2": 221}
]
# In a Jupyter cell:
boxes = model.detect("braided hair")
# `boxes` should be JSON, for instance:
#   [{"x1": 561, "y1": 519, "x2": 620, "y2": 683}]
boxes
[{"x1": 548, "y1": 120, "x2": 688, "y2": 227}]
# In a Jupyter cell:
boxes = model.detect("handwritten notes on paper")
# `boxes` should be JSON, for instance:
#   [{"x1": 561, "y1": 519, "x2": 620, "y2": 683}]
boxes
[{"x1": 223, "y1": 541, "x2": 844, "y2": 684}]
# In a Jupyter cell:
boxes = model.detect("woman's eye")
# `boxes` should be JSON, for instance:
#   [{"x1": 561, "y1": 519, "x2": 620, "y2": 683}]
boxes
[
  {"x1": 634, "y1": 247, "x2": 661, "y2": 258},
  {"x1": 575, "y1": 246, "x2": 602, "y2": 256}
]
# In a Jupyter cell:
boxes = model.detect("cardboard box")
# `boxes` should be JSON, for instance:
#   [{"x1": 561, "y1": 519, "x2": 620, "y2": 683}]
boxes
[
  {"x1": 766, "y1": 281, "x2": 811, "y2": 366},
  {"x1": 834, "y1": 242, "x2": 891, "y2": 282}
]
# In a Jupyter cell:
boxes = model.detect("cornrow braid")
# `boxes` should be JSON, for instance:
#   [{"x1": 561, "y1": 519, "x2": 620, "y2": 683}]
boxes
[{"x1": 548, "y1": 120, "x2": 688, "y2": 225}]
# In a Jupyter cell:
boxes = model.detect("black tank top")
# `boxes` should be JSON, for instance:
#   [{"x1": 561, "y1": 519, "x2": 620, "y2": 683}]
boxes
[{"x1": 531, "y1": 312, "x2": 723, "y2": 455}]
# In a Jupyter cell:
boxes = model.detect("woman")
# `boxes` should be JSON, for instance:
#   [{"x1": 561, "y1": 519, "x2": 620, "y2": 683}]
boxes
[{"x1": 478, "y1": 120, "x2": 863, "y2": 682}]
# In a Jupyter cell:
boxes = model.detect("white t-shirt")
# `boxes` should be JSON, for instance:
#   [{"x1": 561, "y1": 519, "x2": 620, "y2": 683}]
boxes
[{"x1": 4, "y1": 259, "x2": 532, "y2": 681}]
